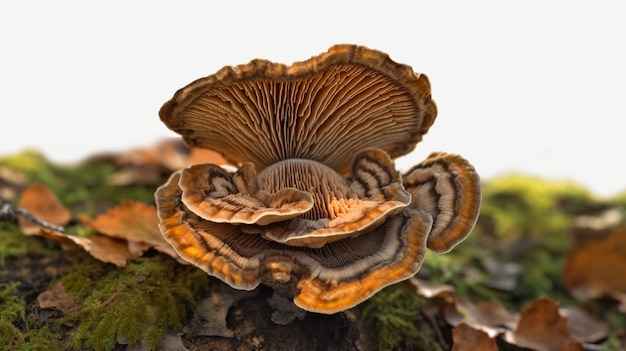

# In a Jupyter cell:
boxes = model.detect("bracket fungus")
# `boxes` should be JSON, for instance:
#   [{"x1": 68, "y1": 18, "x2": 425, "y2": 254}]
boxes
[{"x1": 155, "y1": 44, "x2": 481, "y2": 314}]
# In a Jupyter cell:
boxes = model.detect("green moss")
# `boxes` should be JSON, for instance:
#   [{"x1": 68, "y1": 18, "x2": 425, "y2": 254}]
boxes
[
  {"x1": 603, "y1": 328, "x2": 626, "y2": 351},
  {"x1": 0, "y1": 151, "x2": 58, "y2": 190},
  {"x1": 0, "y1": 282, "x2": 26, "y2": 349},
  {"x1": 60, "y1": 255, "x2": 211, "y2": 351},
  {"x1": 479, "y1": 175, "x2": 592, "y2": 245},
  {"x1": 1, "y1": 260, "x2": 68, "y2": 350},
  {"x1": 614, "y1": 192, "x2": 626, "y2": 212},
  {"x1": 418, "y1": 174, "x2": 605, "y2": 306},
  {"x1": 360, "y1": 284, "x2": 442, "y2": 351},
  {"x1": 422, "y1": 250, "x2": 502, "y2": 302},
  {"x1": 57, "y1": 161, "x2": 159, "y2": 213},
  {"x1": 477, "y1": 176, "x2": 598, "y2": 303},
  {"x1": 21, "y1": 322, "x2": 68, "y2": 351},
  {"x1": 1, "y1": 150, "x2": 159, "y2": 217},
  {"x1": 0, "y1": 223, "x2": 55, "y2": 265}
]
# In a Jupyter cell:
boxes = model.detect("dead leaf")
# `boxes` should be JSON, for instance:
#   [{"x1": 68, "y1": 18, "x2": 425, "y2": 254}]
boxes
[
  {"x1": 444, "y1": 297, "x2": 517, "y2": 337},
  {"x1": 151, "y1": 139, "x2": 230, "y2": 168},
  {"x1": 0, "y1": 167, "x2": 27, "y2": 202},
  {"x1": 38, "y1": 228, "x2": 133, "y2": 267},
  {"x1": 504, "y1": 297, "x2": 583, "y2": 351},
  {"x1": 37, "y1": 282, "x2": 80, "y2": 314},
  {"x1": 451, "y1": 323, "x2": 498, "y2": 351},
  {"x1": 481, "y1": 256, "x2": 523, "y2": 291},
  {"x1": 187, "y1": 147, "x2": 229, "y2": 167},
  {"x1": 560, "y1": 306, "x2": 610, "y2": 342},
  {"x1": 83, "y1": 139, "x2": 232, "y2": 187},
  {"x1": 87, "y1": 200, "x2": 158, "y2": 239},
  {"x1": 84, "y1": 200, "x2": 179, "y2": 259},
  {"x1": 87, "y1": 139, "x2": 229, "y2": 170},
  {"x1": 573, "y1": 207, "x2": 623, "y2": 234},
  {"x1": 109, "y1": 164, "x2": 164, "y2": 186},
  {"x1": 17, "y1": 183, "x2": 71, "y2": 235},
  {"x1": 562, "y1": 225, "x2": 626, "y2": 307},
  {"x1": 409, "y1": 277, "x2": 455, "y2": 303}
]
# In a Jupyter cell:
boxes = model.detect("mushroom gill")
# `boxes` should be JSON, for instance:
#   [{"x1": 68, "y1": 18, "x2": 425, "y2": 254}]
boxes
[
  {"x1": 178, "y1": 148, "x2": 411, "y2": 248},
  {"x1": 155, "y1": 44, "x2": 481, "y2": 314},
  {"x1": 159, "y1": 44, "x2": 436, "y2": 176},
  {"x1": 157, "y1": 171, "x2": 432, "y2": 314}
]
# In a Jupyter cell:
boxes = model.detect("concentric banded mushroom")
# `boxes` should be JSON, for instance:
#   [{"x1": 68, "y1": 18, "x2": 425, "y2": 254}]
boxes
[{"x1": 156, "y1": 44, "x2": 481, "y2": 314}]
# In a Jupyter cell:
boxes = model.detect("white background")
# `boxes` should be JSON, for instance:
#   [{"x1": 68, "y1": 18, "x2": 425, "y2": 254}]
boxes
[{"x1": 2, "y1": 1, "x2": 624, "y2": 197}]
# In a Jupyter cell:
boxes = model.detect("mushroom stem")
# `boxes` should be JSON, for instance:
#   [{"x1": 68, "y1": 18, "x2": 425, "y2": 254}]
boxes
[{"x1": 257, "y1": 159, "x2": 354, "y2": 221}]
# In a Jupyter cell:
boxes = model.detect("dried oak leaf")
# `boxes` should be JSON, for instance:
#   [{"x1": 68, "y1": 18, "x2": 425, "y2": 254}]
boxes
[
  {"x1": 38, "y1": 228, "x2": 133, "y2": 267},
  {"x1": 451, "y1": 323, "x2": 498, "y2": 351},
  {"x1": 37, "y1": 282, "x2": 80, "y2": 315},
  {"x1": 504, "y1": 297, "x2": 583, "y2": 351},
  {"x1": 17, "y1": 183, "x2": 71, "y2": 235},
  {"x1": 84, "y1": 200, "x2": 180, "y2": 259},
  {"x1": 562, "y1": 225, "x2": 626, "y2": 310}
]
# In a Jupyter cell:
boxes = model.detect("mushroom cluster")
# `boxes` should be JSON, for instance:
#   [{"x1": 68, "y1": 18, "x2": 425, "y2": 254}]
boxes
[{"x1": 155, "y1": 44, "x2": 481, "y2": 314}]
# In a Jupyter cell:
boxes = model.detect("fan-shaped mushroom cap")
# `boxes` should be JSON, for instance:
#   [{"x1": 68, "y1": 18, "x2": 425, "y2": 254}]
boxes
[
  {"x1": 156, "y1": 171, "x2": 431, "y2": 314},
  {"x1": 159, "y1": 44, "x2": 437, "y2": 175},
  {"x1": 403, "y1": 152, "x2": 482, "y2": 252},
  {"x1": 155, "y1": 44, "x2": 481, "y2": 314}
]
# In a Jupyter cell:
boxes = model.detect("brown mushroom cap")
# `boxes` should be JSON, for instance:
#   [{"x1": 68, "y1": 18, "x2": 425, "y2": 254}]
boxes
[
  {"x1": 156, "y1": 171, "x2": 431, "y2": 314},
  {"x1": 403, "y1": 152, "x2": 482, "y2": 253},
  {"x1": 179, "y1": 162, "x2": 314, "y2": 226},
  {"x1": 176, "y1": 148, "x2": 411, "y2": 248},
  {"x1": 155, "y1": 44, "x2": 481, "y2": 314},
  {"x1": 159, "y1": 44, "x2": 437, "y2": 175}
]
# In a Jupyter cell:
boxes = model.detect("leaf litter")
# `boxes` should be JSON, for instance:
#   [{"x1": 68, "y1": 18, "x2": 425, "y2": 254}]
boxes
[{"x1": 1, "y1": 140, "x2": 625, "y2": 350}]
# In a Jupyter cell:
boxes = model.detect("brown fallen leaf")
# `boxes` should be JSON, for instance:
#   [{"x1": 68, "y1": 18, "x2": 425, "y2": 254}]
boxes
[
  {"x1": 108, "y1": 164, "x2": 165, "y2": 186},
  {"x1": 17, "y1": 183, "x2": 71, "y2": 235},
  {"x1": 37, "y1": 282, "x2": 80, "y2": 315},
  {"x1": 85, "y1": 139, "x2": 231, "y2": 186},
  {"x1": 504, "y1": 297, "x2": 583, "y2": 351},
  {"x1": 444, "y1": 297, "x2": 517, "y2": 337},
  {"x1": 38, "y1": 228, "x2": 133, "y2": 267},
  {"x1": 561, "y1": 306, "x2": 610, "y2": 343},
  {"x1": 451, "y1": 323, "x2": 498, "y2": 351},
  {"x1": 187, "y1": 147, "x2": 229, "y2": 167},
  {"x1": 83, "y1": 200, "x2": 180, "y2": 260},
  {"x1": 562, "y1": 225, "x2": 626, "y2": 309}
]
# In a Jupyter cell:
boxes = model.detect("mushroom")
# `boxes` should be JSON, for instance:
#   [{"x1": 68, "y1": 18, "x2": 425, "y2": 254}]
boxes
[{"x1": 156, "y1": 44, "x2": 481, "y2": 314}]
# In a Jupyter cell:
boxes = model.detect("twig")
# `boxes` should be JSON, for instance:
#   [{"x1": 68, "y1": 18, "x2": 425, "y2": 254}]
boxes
[{"x1": 0, "y1": 203, "x2": 65, "y2": 232}]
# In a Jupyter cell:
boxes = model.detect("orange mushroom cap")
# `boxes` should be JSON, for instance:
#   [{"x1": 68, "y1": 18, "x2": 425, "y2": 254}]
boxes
[
  {"x1": 156, "y1": 171, "x2": 431, "y2": 314},
  {"x1": 155, "y1": 44, "x2": 480, "y2": 314}
]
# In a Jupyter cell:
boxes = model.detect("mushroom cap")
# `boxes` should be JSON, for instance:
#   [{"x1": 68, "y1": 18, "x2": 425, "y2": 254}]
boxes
[
  {"x1": 403, "y1": 152, "x2": 482, "y2": 253},
  {"x1": 160, "y1": 44, "x2": 437, "y2": 175},
  {"x1": 154, "y1": 44, "x2": 480, "y2": 314},
  {"x1": 176, "y1": 148, "x2": 412, "y2": 248},
  {"x1": 156, "y1": 171, "x2": 431, "y2": 314},
  {"x1": 178, "y1": 162, "x2": 315, "y2": 226}
]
